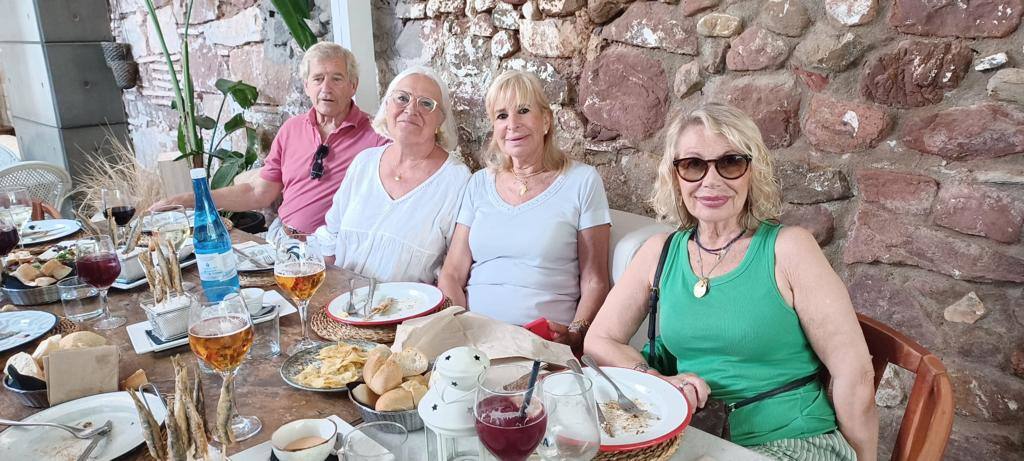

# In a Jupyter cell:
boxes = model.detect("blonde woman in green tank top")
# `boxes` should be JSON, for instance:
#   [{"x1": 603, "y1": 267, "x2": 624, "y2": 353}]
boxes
[{"x1": 585, "y1": 104, "x2": 878, "y2": 461}]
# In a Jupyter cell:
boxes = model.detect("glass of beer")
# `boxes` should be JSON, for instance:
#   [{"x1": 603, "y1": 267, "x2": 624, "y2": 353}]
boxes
[
  {"x1": 188, "y1": 288, "x2": 262, "y2": 441},
  {"x1": 274, "y1": 233, "x2": 327, "y2": 356}
]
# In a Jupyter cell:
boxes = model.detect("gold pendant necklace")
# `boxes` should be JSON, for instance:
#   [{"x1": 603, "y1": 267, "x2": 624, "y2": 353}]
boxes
[
  {"x1": 512, "y1": 168, "x2": 546, "y2": 197},
  {"x1": 692, "y1": 227, "x2": 744, "y2": 299}
]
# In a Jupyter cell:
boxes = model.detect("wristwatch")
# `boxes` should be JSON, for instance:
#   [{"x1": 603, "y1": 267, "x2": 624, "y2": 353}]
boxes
[{"x1": 567, "y1": 319, "x2": 591, "y2": 335}]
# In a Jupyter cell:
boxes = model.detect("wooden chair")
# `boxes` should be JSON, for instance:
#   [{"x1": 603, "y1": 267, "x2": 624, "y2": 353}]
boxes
[{"x1": 858, "y1": 314, "x2": 954, "y2": 461}]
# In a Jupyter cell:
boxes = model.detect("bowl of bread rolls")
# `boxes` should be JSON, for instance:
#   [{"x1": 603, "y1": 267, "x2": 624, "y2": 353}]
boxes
[
  {"x1": 3, "y1": 331, "x2": 108, "y2": 407},
  {"x1": 347, "y1": 345, "x2": 429, "y2": 432}
]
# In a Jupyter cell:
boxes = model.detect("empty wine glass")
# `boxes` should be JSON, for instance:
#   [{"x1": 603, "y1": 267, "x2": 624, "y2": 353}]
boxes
[
  {"x1": 189, "y1": 288, "x2": 261, "y2": 441},
  {"x1": 537, "y1": 372, "x2": 601, "y2": 460},
  {"x1": 75, "y1": 235, "x2": 125, "y2": 330},
  {"x1": 148, "y1": 204, "x2": 191, "y2": 252},
  {"x1": 0, "y1": 186, "x2": 32, "y2": 233},
  {"x1": 274, "y1": 234, "x2": 326, "y2": 355}
]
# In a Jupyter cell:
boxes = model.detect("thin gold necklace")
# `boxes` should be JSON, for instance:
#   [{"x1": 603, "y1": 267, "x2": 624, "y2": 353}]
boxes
[
  {"x1": 511, "y1": 168, "x2": 546, "y2": 196},
  {"x1": 391, "y1": 151, "x2": 431, "y2": 182},
  {"x1": 692, "y1": 227, "x2": 745, "y2": 298}
]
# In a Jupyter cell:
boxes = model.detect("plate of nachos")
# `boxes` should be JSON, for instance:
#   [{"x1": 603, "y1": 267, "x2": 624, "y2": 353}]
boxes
[{"x1": 280, "y1": 339, "x2": 380, "y2": 392}]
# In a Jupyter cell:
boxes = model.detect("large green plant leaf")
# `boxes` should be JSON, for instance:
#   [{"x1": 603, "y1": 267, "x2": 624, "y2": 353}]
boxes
[
  {"x1": 244, "y1": 127, "x2": 259, "y2": 166},
  {"x1": 196, "y1": 116, "x2": 217, "y2": 130},
  {"x1": 211, "y1": 155, "x2": 245, "y2": 189},
  {"x1": 223, "y1": 113, "x2": 246, "y2": 136},
  {"x1": 215, "y1": 79, "x2": 259, "y2": 109},
  {"x1": 270, "y1": 0, "x2": 317, "y2": 51}
]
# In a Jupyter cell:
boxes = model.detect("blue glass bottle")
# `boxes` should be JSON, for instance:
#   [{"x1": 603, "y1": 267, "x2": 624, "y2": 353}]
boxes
[{"x1": 190, "y1": 168, "x2": 239, "y2": 299}]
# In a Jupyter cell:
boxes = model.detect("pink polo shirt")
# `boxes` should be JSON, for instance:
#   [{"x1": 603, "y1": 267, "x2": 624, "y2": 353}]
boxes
[{"x1": 260, "y1": 103, "x2": 388, "y2": 233}]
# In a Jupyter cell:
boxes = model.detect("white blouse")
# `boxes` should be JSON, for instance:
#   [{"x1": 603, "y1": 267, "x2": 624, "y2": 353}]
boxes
[{"x1": 314, "y1": 145, "x2": 471, "y2": 283}]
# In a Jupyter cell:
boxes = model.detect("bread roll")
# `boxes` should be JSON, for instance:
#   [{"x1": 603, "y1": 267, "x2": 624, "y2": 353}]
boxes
[
  {"x1": 366, "y1": 357, "x2": 403, "y2": 395},
  {"x1": 403, "y1": 374, "x2": 428, "y2": 387},
  {"x1": 13, "y1": 264, "x2": 41, "y2": 285},
  {"x1": 362, "y1": 345, "x2": 392, "y2": 384},
  {"x1": 59, "y1": 331, "x2": 107, "y2": 350},
  {"x1": 400, "y1": 380, "x2": 428, "y2": 405},
  {"x1": 375, "y1": 387, "x2": 415, "y2": 412},
  {"x1": 40, "y1": 260, "x2": 64, "y2": 277},
  {"x1": 32, "y1": 335, "x2": 62, "y2": 371},
  {"x1": 394, "y1": 348, "x2": 428, "y2": 377},
  {"x1": 352, "y1": 383, "x2": 379, "y2": 408},
  {"x1": 5, "y1": 352, "x2": 43, "y2": 381}
]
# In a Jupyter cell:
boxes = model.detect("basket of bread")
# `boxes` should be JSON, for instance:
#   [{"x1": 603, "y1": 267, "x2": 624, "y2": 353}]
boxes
[
  {"x1": 347, "y1": 345, "x2": 429, "y2": 432},
  {"x1": 3, "y1": 331, "x2": 108, "y2": 407},
  {"x1": 1, "y1": 248, "x2": 76, "y2": 305}
]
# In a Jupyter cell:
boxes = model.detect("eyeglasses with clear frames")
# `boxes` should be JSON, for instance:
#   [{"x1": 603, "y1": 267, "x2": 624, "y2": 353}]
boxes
[{"x1": 390, "y1": 90, "x2": 439, "y2": 113}]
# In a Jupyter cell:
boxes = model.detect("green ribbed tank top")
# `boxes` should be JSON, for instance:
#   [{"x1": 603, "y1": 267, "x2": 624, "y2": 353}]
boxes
[{"x1": 659, "y1": 222, "x2": 838, "y2": 446}]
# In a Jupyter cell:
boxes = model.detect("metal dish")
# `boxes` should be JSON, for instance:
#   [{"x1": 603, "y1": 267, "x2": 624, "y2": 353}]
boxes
[
  {"x1": 279, "y1": 340, "x2": 379, "y2": 393},
  {"x1": 346, "y1": 382, "x2": 424, "y2": 432},
  {"x1": 2, "y1": 283, "x2": 61, "y2": 306},
  {"x1": 3, "y1": 377, "x2": 49, "y2": 408}
]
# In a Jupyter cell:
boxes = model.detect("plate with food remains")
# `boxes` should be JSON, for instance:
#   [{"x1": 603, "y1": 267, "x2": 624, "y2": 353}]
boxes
[
  {"x1": 573, "y1": 366, "x2": 691, "y2": 452},
  {"x1": 280, "y1": 339, "x2": 380, "y2": 392},
  {"x1": 325, "y1": 282, "x2": 444, "y2": 326}
]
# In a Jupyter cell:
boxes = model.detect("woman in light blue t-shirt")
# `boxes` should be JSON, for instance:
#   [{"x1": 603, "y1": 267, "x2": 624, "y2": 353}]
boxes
[{"x1": 438, "y1": 70, "x2": 611, "y2": 354}]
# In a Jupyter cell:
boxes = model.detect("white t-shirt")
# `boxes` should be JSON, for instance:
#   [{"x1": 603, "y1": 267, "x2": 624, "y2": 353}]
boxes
[
  {"x1": 457, "y1": 161, "x2": 611, "y2": 326},
  {"x1": 315, "y1": 145, "x2": 471, "y2": 283}
]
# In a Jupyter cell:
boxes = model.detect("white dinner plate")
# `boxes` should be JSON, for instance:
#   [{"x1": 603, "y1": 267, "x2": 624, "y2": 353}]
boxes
[
  {"x1": 0, "y1": 391, "x2": 167, "y2": 461},
  {"x1": 233, "y1": 242, "x2": 274, "y2": 272},
  {"x1": 0, "y1": 310, "x2": 57, "y2": 353},
  {"x1": 110, "y1": 255, "x2": 197, "y2": 290},
  {"x1": 19, "y1": 219, "x2": 82, "y2": 245},
  {"x1": 325, "y1": 282, "x2": 444, "y2": 326},
  {"x1": 575, "y1": 367, "x2": 691, "y2": 452}
]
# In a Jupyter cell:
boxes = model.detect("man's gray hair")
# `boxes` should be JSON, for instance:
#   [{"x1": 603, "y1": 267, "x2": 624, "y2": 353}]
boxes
[{"x1": 300, "y1": 42, "x2": 359, "y2": 83}]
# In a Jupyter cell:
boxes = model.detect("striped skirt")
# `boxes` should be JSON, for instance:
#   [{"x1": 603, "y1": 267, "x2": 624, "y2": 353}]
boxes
[{"x1": 748, "y1": 430, "x2": 856, "y2": 461}]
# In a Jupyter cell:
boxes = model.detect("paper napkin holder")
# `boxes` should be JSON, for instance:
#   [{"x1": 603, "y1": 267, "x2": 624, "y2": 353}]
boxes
[{"x1": 43, "y1": 345, "x2": 119, "y2": 405}]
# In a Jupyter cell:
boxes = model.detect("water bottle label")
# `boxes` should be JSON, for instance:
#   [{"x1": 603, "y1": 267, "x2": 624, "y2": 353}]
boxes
[{"x1": 195, "y1": 251, "x2": 238, "y2": 282}]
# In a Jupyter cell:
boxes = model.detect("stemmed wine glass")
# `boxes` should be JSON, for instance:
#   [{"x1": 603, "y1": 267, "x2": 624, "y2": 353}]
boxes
[
  {"x1": 148, "y1": 204, "x2": 192, "y2": 252},
  {"x1": 274, "y1": 234, "x2": 327, "y2": 356},
  {"x1": 0, "y1": 209, "x2": 19, "y2": 268},
  {"x1": 475, "y1": 364, "x2": 548, "y2": 461},
  {"x1": 0, "y1": 186, "x2": 33, "y2": 234},
  {"x1": 101, "y1": 188, "x2": 135, "y2": 243},
  {"x1": 537, "y1": 372, "x2": 601, "y2": 460},
  {"x1": 75, "y1": 235, "x2": 126, "y2": 330},
  {"x1": 188, "y1": 288, "x2": 262, "y2": 441}
]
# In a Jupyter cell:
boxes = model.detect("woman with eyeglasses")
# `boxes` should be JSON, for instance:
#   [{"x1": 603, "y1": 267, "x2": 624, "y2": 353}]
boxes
[
  {"x1": 313, "y1": 66, "x2": 470, "y2": 283},
  {"x1": 584, "y1": 104, "x2": 877, "y2": 460},
  {"x1": 438, "y1": 71, "x2": 611, "y2": 355}
]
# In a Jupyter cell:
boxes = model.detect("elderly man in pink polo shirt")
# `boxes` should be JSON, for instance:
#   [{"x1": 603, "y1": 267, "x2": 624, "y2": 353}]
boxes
[{"x1": 156, "y1": 42, "x2": 387, "y2": 241}]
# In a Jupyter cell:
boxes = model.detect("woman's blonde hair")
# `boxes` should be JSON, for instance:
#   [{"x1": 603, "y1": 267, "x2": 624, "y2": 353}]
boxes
[
  {"x1": 650, "y1": 103, "x2": 782, "y2": 230},
  {"x1": 483, "y1": 70, "x2": 567, "y2": 173},
  {"x1": 372, "y1": 66, "x2": 458, "y2": 151}
]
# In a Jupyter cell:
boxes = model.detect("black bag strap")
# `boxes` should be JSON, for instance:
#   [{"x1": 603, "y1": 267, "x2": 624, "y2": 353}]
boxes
[
  {"x1": 646, "y1": 231, "x2": 678, "y2": 364},
  {"x1": 727, "y1": 372, "x2": 820, "y2": 412}
]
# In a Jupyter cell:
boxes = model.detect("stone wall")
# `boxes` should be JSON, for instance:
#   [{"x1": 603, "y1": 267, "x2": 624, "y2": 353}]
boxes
[
  {"x1": 384, "y1": 0, "x2": 1024, "y2": 458},
  {"x1": 107, "y1": 0, "x2": 334, "y2": 166}
]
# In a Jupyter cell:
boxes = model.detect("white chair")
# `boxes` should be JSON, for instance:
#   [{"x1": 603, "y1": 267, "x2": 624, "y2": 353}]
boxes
[
  {"x1": 0, "y1": 161, "x2": 73, "y2": 213},
  {"x1": 607, "y1": 209, "x2": 675, "y2": 350}
]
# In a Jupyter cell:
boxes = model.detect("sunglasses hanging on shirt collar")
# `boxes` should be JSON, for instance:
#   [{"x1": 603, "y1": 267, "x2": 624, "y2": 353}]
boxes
[{"x1": 309, "y1": 144, "x2": 329, "y2": 180}]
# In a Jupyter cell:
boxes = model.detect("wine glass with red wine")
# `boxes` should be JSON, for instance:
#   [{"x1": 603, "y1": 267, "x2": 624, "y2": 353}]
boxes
[
  {"x1": 76, "y1": 235, "x2": 125, "y2": 330},
  {"x1": 101, "y1": 188, "x2": 135, "y2": 242},
  {"x1": 475, "y1": 364, "x2": 548, "y2": 461},
  {"x1": 0, "y1": 209, "x2": 19, "y2": 268}
]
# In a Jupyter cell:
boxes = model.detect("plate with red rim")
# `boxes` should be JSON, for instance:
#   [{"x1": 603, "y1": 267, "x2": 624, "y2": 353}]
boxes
[
  {"x1": 325, "y1": 282, "x2": 444, "y2": 326},
  {"x1": 575, "y1": 366, "x2": 691, "y2": 452}
]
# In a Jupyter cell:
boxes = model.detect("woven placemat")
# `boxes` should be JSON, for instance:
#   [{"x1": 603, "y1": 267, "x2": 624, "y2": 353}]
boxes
[
  {"x1": 309, "y1": 298, "x2": 453, "y2": 345},
  {"x1": 595, "y1": 434, "x2": 681, "y2": 461},
  {"x1": 51, "y1": 317, "x2": 81, "y2": 336}
]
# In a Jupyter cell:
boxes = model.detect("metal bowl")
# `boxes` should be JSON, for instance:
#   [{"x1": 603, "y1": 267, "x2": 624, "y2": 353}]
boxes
[
  {"x1": 3, "y1": 377, "x2": 49, "y2": 408},
  {"x1": 2, "y1": 283, "x2": 61, "y2": 306},
  {"x1": 345, "y1": 382, "x2": 424, "y2": 432}
]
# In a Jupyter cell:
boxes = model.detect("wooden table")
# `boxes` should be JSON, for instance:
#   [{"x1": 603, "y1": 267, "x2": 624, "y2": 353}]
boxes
[{"x1": 2, "y1": 230, "x2": 766, "y2": 460}]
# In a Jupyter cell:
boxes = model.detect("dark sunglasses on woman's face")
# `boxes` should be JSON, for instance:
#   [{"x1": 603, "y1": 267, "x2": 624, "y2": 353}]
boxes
[
  {"x1": 672, "y1": 153, "x2": 753, "y2": 182},
  {"x1": 309, "y1": 144, "x2": 329, "y2": 180}
]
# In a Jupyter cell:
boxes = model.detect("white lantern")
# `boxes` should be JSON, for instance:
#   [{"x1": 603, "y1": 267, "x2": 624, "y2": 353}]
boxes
[{"x1": 418, "y1": 347, "x2": 490, "y2": 461}]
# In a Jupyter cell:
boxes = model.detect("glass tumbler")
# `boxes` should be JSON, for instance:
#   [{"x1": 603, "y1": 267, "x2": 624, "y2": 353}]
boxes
[
  {"x1": 250, "y1": 305, "x2": 281, "y2": 358},
  {"x1": 57, "y1": 276, "x2": 102, "y2": 322}
]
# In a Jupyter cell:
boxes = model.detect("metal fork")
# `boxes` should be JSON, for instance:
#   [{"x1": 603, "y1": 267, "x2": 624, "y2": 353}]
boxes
[
  {"x1": 345, "y1": 278, "x2": 357, "y2": 314},
  {"x1": 76, "y1": 421, "x2": 112, "y2": 461},
  {"x1": 580, "y1": 355, "x2": 644, "y2": 415},
  {"x1": 0, "y1": 418, "x2": 113, "y2": 439}
]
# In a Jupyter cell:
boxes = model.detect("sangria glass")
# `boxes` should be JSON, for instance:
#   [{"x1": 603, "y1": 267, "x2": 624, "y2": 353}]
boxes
[
  {"x1": 188, "y1": 288, "x2": 261, "y2": 441},
  {"x1": 75, "y1": 235, "x2": 125, "y2": 330},
  {"x1": 537, "y1": 372, "x2": 601, "y2": 460},
  {"x1": 274, "y1": 234, "x2": 326, "y2": 355},
  {"x1": 475, "y1": 364, "x2": 548, "y2": 461}
]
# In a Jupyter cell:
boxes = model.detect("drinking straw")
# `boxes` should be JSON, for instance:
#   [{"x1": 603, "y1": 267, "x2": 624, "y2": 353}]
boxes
[{"x1": 518, "y1": 360, "x2": 543, "y2": 422}]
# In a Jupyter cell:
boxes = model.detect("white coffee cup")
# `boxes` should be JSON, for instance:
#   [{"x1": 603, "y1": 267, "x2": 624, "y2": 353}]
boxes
[
  {"x1": 271, "y1": 418, "x2": 338, "y2": 461},
  {"x1": 240, "y1": 288, "x2": 265, "y2": 315}
]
